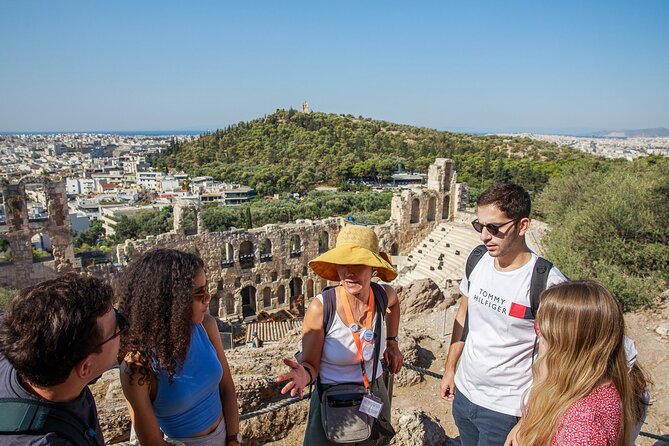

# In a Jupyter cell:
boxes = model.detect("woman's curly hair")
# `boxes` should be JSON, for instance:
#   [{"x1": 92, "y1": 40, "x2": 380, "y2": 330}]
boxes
[{"x1": 116, "y1": 248, "x2": 204, "y2": 383}]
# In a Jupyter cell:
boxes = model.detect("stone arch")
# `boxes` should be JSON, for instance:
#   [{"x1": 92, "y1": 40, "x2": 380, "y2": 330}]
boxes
[
  {"x1": 241, "y1": 285, "x2": 257, "y2": 318},
  {"x1": 259, "y1": 238, "x2": 272, "y2": 262},
  {"x1": 208, "y1": 290, "x2": 219, "y2": 316},
  {"x1": 390, "y1": 242, "x2": 399, "y2": 256},
  {"x1": 442, "y1": 196, "x2": 450, "y2": 219},
  {"x1": 318, "y1": 231, "x2": 329, "y2": 254},
  {"x1": 306, "y1": 278, "x2": 314, "y2": 298},
  {"x1": 277, "y1": 284, "x2": 286, "y2": 305},
  {"x1": 225, "y1": 293, "x2": 235, "y2": 314},
  {"x1": 290, "y1": 277, "x2": 303, "y2": 297},
  {"x1": 289, "y1": 277, "x2": 305, "y2": 317},
  {"x1": 239, "y1": 240, "x2": 255, "y2": 269},
  {"x1": 221, "y1": 243, "x2": 234, "y2": 268},
  {"x1": 262, "y1": 286, "x2": 272, "y2": 308},
  {"x1": 410, "y1": 198, "x2": 420, "y2": 223},
  {"x1": 31, "y1": 232, "x2": 53, "y2": 262},
  {"x1": 290, "y1": 234, "x2": 301, "y2": 257},
  {"x1": 427, "y1": 196, "x2": 436, "y2": 222}
]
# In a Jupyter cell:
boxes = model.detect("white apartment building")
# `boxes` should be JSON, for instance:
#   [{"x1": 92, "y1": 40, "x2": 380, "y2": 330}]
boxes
[
  {"x1": 66, "y1": 178, "x2": 96, "y2": 195},
  {"x1": 136, "y1": 170, "x2": 162, "y2": 191}
]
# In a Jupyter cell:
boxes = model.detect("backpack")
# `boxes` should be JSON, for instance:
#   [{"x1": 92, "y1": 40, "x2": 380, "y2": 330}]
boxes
[
  {"x1": 462, "y1": 244, "x2": 553, "y2": 340},
  {"x1": 321, "y1": 282, "x2": 389, "y2": 334},
  {"x1": 0, "y1": 397, "x2": 98, "y2": 446}
]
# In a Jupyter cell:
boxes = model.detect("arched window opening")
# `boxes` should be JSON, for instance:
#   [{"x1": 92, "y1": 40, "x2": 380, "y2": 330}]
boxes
[
  {"x1": 221, "y1": 243, "x2": 234, "y2": 268},
  {"x1": 277, "y1": 285, "x2": 286, "y2": 305},
  {"x1": 290, "y1": 234, "x2": 301, "y2": 258},
  {"x1": 427, "y1": 197, "x2": 436, "y2": 222},
  {"x1": 262, "y1": 287, "x2": 272, "y2": 308},
  {"x1": 410, "y1": 198, "x2": 420, "y2": 224},
  {"x1": 241, "y1": 286, "x2": 257, "y2": 319},
  {"x1": 239, "y1": 240, "x2": 255, "y2": 269},
  {"x1": 259, "y1": 238, "x2": 272, "y2": 262},
  {"x1": 26, "y1": 183, "x2": 49, "y2": 222},
  {"x1": 318, "y1": 231, "x2": 329, "y2": 254}
]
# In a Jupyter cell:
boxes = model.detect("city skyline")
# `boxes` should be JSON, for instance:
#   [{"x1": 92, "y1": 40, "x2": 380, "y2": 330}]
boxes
[{"x1": 1, "y1": 0, "x2": 668, "y2": 134}]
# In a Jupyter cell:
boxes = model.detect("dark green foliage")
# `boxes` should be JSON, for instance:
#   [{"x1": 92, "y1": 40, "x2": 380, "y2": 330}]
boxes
[
  {"x1": 536, "y1": 156, "x2": 669, "y2": 310},
  {"x1": 111, "y1": 206, "x2": 174, "y2": 243},
  {"x1": 155, "y1": 110, "x2": 591, "y2": 200},
  {"x1": 73, "y1": 220, "x2": 105, "y2": 248}
]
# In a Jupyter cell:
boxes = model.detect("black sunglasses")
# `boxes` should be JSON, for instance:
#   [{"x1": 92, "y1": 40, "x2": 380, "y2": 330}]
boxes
[
  {"x1": 471, "y1": 218, "x2": 519, "y2": 236},
  {"x1": 97, "y1": 309, "x2": 129, "y2": 348}
]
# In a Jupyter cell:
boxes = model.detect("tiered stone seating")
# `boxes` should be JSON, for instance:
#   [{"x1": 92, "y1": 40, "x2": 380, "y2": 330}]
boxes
[{"x1": 393, "y1": 221, "x2": 481, "y2": 289}]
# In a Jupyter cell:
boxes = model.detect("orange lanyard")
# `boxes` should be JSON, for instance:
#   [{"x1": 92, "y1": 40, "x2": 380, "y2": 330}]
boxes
[{"x1": 338, "y1": 286, "x2": 375, "y2": 389}]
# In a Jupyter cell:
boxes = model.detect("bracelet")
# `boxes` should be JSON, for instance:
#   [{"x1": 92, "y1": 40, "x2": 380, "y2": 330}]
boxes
[
  {"x1": 303, "y1": 364, "x2": 314, "y2": 385},
  {"x1": 386, "y1": 336, "x2": 398, "y2": 342}
]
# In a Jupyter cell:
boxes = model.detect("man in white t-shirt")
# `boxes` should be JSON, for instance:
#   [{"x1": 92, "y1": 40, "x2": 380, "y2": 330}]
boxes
[{"x1": 439, "y1": 182, "x2": 567, "y2": 446}]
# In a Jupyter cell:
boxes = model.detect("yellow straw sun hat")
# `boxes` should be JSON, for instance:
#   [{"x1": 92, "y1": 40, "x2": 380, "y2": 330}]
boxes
[{"x1": 308, "y1": 225, "x2": 397, "y2": 282}]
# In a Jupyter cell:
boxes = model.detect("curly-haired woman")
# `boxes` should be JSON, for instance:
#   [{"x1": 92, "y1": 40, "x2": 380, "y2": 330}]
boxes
[
  {"x1": 117, "y1": 248, "x2": 240, "y2": 446},
  {"x1": 507, "y1": 281, "x2": 634, "y2": 446}
]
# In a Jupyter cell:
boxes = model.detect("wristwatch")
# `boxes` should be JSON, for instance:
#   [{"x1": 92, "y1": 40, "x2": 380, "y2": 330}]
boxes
[
  {"x1": 226, "y1": 432, "x2": 242, "y2": 443},
  {"x1": 386, "y1": 336, "x2": 398, "y2": 342}
]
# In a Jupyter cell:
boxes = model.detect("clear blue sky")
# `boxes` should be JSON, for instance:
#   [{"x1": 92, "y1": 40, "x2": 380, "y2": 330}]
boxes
[{"x1": 1, "y1": 0, "x2": 667, "y2": 133}]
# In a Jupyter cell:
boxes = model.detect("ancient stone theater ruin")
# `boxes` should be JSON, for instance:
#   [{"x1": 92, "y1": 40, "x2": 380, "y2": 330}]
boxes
[{"x1": 0, "y1": 158, "x2": 460, "y2": 321}]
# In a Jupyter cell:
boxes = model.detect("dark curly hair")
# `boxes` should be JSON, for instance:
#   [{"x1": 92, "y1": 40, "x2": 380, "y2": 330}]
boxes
[
  {"x1": 0, "y1": 273, "x2": 113, "y2": 387},
  {"x1": 116, "y1": 248, "x2": 204, "y2": 383},
  {"x1": 477, "y1": 182, "x2": 531, "y2": 220}
]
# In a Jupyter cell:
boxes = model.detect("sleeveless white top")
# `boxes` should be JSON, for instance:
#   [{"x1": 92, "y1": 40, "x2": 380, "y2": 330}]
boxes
[{"x1": 316, "y1": 294, "x2": 386, "y2": 385}]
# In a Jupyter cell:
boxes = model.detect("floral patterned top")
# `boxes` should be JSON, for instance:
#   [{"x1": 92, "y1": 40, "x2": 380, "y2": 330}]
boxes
[{"x1": 552, "y1": 382, "x2": 622, "y2": 446}]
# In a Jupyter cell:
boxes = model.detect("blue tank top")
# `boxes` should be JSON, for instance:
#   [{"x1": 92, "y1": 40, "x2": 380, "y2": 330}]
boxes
[{"x1": 152, "y1": 323, "x2": 223, "y2": 438}]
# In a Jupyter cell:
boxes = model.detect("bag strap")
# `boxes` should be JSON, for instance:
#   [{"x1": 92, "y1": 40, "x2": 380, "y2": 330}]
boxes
[
  {"x1": 370, "y1": 289, "x2": 384, "y2": 392},
  {"x1": 529, "y1": 257, "x2": 553, "y2": 318},
  {"x1": 461, "y1": 245, "x2": 486, "y2": 341},
  {"x1": 321, "y1": 286, "x2": 338, "y2": 335},
  {"x1": 0, "y1": 398, "x2": 97, "y2": 446}
]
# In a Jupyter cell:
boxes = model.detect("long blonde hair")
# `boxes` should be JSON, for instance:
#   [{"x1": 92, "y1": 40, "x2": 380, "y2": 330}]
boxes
[{"x1": 518, "y1": 281, "x2": 633, "y2": 445}]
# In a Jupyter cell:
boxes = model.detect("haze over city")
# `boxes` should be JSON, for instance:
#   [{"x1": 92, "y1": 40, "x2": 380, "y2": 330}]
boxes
[{"x1": 1, "y1": 0, "x2": 668, "y2": 134}]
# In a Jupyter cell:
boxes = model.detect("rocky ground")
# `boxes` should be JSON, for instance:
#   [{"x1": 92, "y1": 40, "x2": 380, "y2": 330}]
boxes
[{"x1": 93, "y1": 281, "x2": 669, "y2": 445}]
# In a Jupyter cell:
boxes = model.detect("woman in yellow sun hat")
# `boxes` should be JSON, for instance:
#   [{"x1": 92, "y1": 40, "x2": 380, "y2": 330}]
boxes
[{"x1": 277, "y1": 224, "x2": 403, "y2": 445}]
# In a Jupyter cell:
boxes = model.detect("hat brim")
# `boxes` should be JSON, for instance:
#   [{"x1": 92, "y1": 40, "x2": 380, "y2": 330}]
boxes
[{"x1": 309, "y1": 245, "x2": 397, "y2": 282}]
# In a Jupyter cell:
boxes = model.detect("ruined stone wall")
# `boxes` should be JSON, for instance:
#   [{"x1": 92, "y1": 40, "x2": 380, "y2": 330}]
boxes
[
  {"x1": 0, "y1": 159, "x2": 461, "y2": 321},
  {"x1": 389, "y1": 158, "x2": 457, "y2": 254},
  {"x1": 0, "y1": 176, "x2": 75, "y2": 288}
]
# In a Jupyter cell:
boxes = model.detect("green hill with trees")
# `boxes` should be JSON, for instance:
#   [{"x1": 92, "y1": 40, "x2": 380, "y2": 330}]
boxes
[{"x1": 156, "y1": 109, "x2": 592, "y2": 200}]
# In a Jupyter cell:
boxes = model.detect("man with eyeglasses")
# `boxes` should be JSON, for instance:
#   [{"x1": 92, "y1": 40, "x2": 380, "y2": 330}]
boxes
[
  {"x1": 439, "y1": 182, "x2": 567, "y2": 446},
  {"x1": 0, "y1": 273, "x2": 127, "y2": 445}
]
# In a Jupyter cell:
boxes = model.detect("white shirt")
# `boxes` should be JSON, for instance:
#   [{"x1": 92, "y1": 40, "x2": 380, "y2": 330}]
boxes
[
  {"x1": 316, "y1": 294, "x2": 386, "y2": 385},
  {"x1": 455, "y1": 251, "x2": 568, "y2": 416}
]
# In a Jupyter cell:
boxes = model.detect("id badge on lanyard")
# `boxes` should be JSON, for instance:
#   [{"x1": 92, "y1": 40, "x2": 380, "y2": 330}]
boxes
[{"x1": 338, "y1": 286, "x2": 384, "y2": 418}]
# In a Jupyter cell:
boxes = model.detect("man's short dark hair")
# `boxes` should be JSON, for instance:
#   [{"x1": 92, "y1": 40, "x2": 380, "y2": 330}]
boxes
[
  {"x1": 0, "y1": 273, "x2": 113, "y2": 387},
  {"x1": 477, "y1": 182, "x2": 531, "y2": 220}
]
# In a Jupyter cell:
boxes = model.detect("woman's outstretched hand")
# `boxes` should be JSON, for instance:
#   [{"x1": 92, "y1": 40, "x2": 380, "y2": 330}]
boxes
[{"x1": 276, "y1": 357, "x2": 310, "y2": 399}]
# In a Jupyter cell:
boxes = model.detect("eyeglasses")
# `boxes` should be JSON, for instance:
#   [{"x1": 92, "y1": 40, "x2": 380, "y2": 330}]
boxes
[
  {"x1": 471, "y1": 218, "x2": 519, "y2": 236},
  {"x1": 193, "y1": 283, "x2": 212, "y2": 305},
  {"x1": 97, "y1": 309, "x2": 129, "y2": 347}
]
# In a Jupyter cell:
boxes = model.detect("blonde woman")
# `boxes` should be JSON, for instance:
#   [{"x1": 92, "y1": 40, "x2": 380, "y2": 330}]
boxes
[{"x1": 508, "y1": 281, "x2": 633, "y2": 445}]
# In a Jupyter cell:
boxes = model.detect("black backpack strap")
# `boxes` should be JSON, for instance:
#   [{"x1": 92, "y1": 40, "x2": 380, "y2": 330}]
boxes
[
  {"x1": 0, "y1": 398, "x2": 97, "y2": 446},
  {"x1": 370, "y1": 282, "x2": 389, "y2": 315},
  {"x1": 529, "y1": 257, "x2": 553, "y2": 319},
  {"x1": 462, "y1": 245, "x2": 486, "y2": 342},
  {"x1": 321, "y1": 286, "x2": 338, "y2": 334},
  {"x1": 465, "y1": 245, "x2": 487, "y2": 293}
]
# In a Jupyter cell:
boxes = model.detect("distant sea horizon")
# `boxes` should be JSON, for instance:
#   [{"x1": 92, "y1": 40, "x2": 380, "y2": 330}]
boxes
[{"x1": 0, "y1": 130, "x2": 206, "y2": 136}]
